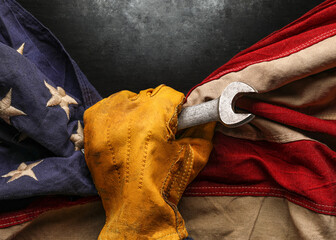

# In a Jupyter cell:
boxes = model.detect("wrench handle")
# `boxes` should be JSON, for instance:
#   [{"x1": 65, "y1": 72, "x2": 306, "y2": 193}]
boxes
[{"x1": 177, "y1": 99, "x2": 219, "y2": 130}]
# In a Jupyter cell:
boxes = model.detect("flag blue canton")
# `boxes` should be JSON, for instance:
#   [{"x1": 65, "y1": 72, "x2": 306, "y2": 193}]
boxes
[{"x1": 0, "y1": 0, "x2": 102, "y2": 199}]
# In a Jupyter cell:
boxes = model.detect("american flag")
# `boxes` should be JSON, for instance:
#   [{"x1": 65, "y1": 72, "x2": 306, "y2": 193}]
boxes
[
  {"x1": 1, "y1": 0, "x2": 336, "y2": 238},
  {"x1": 181, "y1": 0, "x2": 336, "y2": 238},
  {"x1": 0, "y1": 0, "x2": 101, "y2": 228}
]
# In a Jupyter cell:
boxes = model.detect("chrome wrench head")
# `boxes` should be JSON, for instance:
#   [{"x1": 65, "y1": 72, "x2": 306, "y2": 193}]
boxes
[
  {"x1": 177, "y1": 81, "x2": 257, "y2": 130},
  {"x1": 218, "y1": 81, "x2": 257, "y2": 128}
]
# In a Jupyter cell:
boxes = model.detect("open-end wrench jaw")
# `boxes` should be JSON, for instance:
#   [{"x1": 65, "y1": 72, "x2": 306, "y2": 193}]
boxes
[
  {"x1": 218, "y1": 82, "x2": 257, "y2": 128},
  {"x1": 177, "y1": 82, "x2": 258, "y2": 130}
]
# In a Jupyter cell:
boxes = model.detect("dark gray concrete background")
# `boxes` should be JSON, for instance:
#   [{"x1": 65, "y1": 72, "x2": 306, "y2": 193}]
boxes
[{"x1": 17, "y1": 0, "x2": 324, "y2": 97}]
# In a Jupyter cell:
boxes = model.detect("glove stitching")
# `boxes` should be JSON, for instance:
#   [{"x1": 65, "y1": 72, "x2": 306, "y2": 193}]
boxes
[
  {"x1": 161, "y1": 145, "x2": 185, "y2": 240},
  {"x1": 169, "y1": 148, "x2": 185, "y2": 199},
  {"x1": 177, "y1": 146, "x2": 190, "y2": 198},
  {"x1": 162, "y1": 145, "x2": 185, "y2": 198},
  {"x1": 168, "y1": 171, "x2": 179, "y2": 200},
  {"x1": 162, "y1": 194, "x2": 184, "y2": 239},
  {"x1": 178, "y1": 145, "x2": 193, "y2": 199},
  {"x1": 166, "y1": 97, "x2": 185, "y2": 141},
  {"x1": 107, "y1": 123, "x2": 121, "y2": 184},
  {"x1": 174, "y1": 146, "x2": 193, "y2": 236},
  {"x1": 125, "y1": 124, "x2": 131, "y2": 184},
  {"x1": 138, "y1": 130, "x2": 152, "y2": 189}
]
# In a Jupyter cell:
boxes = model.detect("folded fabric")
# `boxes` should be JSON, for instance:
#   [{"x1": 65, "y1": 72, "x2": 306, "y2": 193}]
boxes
[
  {"x1": 0, "y1": 0, "x2": 101, "y2": 228},
  {"x1": 3, "y1": 195, "x2": 330, "y2": 240},
  {"x1": 84, "y1": 85, "x2": 215, "y2": 239},
  {"x1": 1, "y1": 200, "x2": 105, "y2": 240},
  {"x1": 181, "y1": 0, "x2": 336, "y2": 238}
]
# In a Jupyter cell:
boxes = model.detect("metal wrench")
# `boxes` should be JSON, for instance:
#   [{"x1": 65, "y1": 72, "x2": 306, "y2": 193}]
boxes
[
  {"x1": 81, "y1": 82, "x2": 256, "y2": 154},
  {"x1": 177, "y1": 82, "x2": 257, "y2": 130}
]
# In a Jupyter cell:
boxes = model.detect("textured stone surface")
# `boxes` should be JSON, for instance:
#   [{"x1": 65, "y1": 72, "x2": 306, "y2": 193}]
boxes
[{"x1": 17, "y1": 0, "x2": 324, "y2": 97}]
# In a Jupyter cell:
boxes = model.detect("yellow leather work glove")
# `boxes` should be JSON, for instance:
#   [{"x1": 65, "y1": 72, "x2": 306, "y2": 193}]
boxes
[{"x1": 84, "y1": 85, "x2": 215, "y2": 240}]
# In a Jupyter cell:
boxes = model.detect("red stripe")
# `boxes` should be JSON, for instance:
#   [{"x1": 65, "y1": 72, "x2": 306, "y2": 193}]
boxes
[
  {"x1": 237, "y1": 97, "x2": 336, "y2": 137},
  {"x1": 185, "y1": 1, "x2": 336, "y2": 215},
  {"x1": 185, "y1": 133, "x2": 336, "y2": 215},
  {"x1": 186, "y1": 0, "x2": 336, "y2": 99},
  {"x1": 0, "y1": 196, "x2": 99, "y2": 228}
]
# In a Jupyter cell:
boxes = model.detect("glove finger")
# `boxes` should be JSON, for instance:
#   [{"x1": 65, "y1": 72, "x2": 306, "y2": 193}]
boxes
[
  {"x1": 151, "y1": 85, "x2": 185, "y2": 138},
  {"x1": 176, "y1": 122, "x2": 216, "y2": 184},
  {"x1": 135, "y1": 85, "x2": 185, "y2": 139},
  {"x1": 108, "y1": 89, "x2": 137, "y2": 103},
  {"x1": 133, "y1": 84, "x2": 169, "y2": 100},
  {"x1": 164, "y1": 122, "x2": 215, "y2": 205}
]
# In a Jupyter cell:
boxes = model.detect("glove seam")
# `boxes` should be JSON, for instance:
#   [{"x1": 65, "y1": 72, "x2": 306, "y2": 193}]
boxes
[
  {"x1": 125, "y1": 124, "x2": 131, "y2": 183},
  {"x1": 125, "y1": 123, "x2": 131, "y2": 184},
  {"x1": 166, "y1": 96, "x2": 185, "y2": 141},
  {"x1": 169, "y1": 164, "x2": 183, "y2": 200},
  {"x1": 177, "y1": 145, "x2": 194, "y2": 199},
  {"x1": 138, "y1": 130, "x2": 152, "y2": 189},
  {"x1": 161, "y1": 144, "x2": 187, "y2": 240},
  {"x1": 162, "y1": 145, "x2": 185, "y2": 198},
  {"x1": 161, "y1": 195, "x2": 184, "y2": 239}
]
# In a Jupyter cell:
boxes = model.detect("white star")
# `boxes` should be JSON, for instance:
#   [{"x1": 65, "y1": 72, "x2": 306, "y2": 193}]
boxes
[
  {"x1": 2, "y1": 160, "x2": 43, "y2": 183},
  {"x1": 70, "y1": 121, "x2": 84, "y2": 151},
  {"x1": 17, "y1": 43, "x2": 25, "y2": 55},
  {"x1": 0, "y1": 89, "x2": 26, "y2": 125},
  {"x1": 44, "y1": 80, "x2": 78, "y2": 119}
]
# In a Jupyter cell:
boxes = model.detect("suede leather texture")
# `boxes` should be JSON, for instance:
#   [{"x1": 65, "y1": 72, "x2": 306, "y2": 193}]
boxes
[{"x1": 84, "y1": 85, "x2": 215, "y2": 239}]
